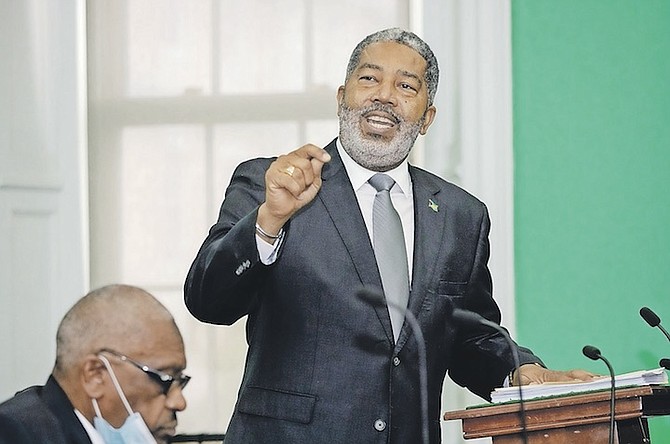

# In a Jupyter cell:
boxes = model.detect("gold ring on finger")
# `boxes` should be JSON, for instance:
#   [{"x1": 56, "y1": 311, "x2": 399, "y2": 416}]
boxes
[{"x1": 283, "y1": 165, "x2": 296, "y2": 177}]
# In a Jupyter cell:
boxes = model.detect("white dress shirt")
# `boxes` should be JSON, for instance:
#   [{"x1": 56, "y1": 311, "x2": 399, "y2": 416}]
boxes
[
  {"x1": 335, "y1": 140, "x2": 414, "y2": 276},
  {"x1": 74, "y1": 409, "x2": 106, "y2": 444}
]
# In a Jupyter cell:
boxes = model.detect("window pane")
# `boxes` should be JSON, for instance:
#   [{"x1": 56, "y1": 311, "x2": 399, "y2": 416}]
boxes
[
  {"x1": 218, "y1": 0, "x2": 305, "y2": 94},
  {"x1": 120, "y1": 125, "x2": 207, "y2": 284},
  {"x1": 306, "y1": 119, "x2": 339, "y2": 146},
  {"x1": 88, "y1": 0, "x2": 414, "y2": 437},
  {"x1": 128, "y1": 0, "x2": 213, "y2": 96},
  {"x1": 312, "y1": 1, "x2": 408, "y2": 89},
  {"x1": 212, "y1": 122, "x2": 299, "y2": 214}
]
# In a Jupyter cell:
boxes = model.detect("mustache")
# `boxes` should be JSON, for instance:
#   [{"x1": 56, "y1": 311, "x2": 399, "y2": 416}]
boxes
[{"x1": 342, "y1": 102, "x2": 403, "y2": 125}]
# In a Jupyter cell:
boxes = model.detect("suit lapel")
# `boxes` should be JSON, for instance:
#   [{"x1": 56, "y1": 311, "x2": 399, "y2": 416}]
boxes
[
  {"x1": 319, "y1": 141, "x2": 394, "y2": 342},
  {"x1": 395, "y1": 167, "x2": 447, "y2": 351},
  {"x1": 318, "y1": 144, "x2": 450, "y2": 347}
]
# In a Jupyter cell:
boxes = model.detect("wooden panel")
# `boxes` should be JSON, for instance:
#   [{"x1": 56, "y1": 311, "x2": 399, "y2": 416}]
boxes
[
  {"x1": 494, "y1": 423, "x2": 610, "y2": 444},
  {"x1": 444, "y1": 386, "x2": 670, "y2": 442}
]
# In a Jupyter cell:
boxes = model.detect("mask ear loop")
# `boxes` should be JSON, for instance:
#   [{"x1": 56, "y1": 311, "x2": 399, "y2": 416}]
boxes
[
  {"x1": 92, "y1": 397, "x2": 104, "y2": 418},
  {"x1": 95, "y1": 354, "x2": 134, "y2": 416}
]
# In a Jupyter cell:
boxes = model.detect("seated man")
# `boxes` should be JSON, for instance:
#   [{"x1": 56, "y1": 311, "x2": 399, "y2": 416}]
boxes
[{"x1": 0, "y1": 284, "x2": 190, "y2": 444}]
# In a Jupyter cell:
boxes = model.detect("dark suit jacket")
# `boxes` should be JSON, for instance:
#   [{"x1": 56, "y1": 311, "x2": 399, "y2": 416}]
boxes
[
  {"x1": 0, "y1": 376, "x2": 92, "y2": 444},
  {"x1": 185, "y1": 139, "x2": 542, "y2": 443}
]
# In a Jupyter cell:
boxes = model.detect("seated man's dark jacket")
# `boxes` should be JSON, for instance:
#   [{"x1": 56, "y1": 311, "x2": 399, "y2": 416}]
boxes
[{"x1": 0, "y1": 375, "x2": 91, "y2": 444}]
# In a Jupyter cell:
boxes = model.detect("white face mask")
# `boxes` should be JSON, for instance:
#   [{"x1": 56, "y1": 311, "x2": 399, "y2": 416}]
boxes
[{"x1": 92, "y1": 354, "x2": 157, "y2": 444}]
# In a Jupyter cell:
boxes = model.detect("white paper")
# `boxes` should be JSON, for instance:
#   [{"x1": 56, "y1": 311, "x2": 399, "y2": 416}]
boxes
[{"x1": 490, "y1": 367, "x2": 669, "y2": 403}]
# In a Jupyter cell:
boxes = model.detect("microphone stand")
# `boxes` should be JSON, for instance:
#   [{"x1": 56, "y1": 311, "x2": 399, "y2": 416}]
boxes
[
  {"x1": 451, "y1": 309, "x2": 528, "y2": 444},
  {"x1": 583, "y1": 345, "x2": 615, "y2": 444}
]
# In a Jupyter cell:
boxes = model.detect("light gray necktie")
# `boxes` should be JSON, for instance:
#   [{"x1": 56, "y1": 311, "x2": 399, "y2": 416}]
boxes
[{"x1": 369, "y1": 173, "x2": 410, "y2": 342}]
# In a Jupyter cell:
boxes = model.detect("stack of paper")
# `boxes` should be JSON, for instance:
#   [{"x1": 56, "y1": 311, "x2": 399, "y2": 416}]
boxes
[{"x1": 490, "y1": 367, "x2": 669, "y2": 404}]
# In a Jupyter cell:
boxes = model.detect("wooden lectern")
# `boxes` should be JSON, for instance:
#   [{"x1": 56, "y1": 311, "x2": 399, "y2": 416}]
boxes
[{"x1": 443, "y1": 385, "x2": 670, "y2": 443}]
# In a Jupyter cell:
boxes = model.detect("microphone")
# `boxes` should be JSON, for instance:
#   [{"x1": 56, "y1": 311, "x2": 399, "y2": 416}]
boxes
[
  {"x1": 660, "y1": 358, "x2": 670, "y2": 371},
  {"x1": 581, "y1": 345, "x2": 604, "y2": 361},
  {"x1": 582, "y1": 345, "x2": 615, "y2": 444},
  {"x1": 357, "y1": 288, "x2": 428, "y2": 444},
  {"x1": 451, "y1": 309, "x2": 528, "y2": 444},
  {"x1": 639, "y1": 306, "x2": 670, "y2": 342}
]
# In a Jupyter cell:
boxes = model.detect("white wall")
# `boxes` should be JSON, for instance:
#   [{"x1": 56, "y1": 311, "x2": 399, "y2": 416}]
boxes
[
  {"x1": 422, "y1": 2, "x2": 512, "y2": 442},
  {"x1": 0, "y1": 0, "x2": 88, "y2": 400}
]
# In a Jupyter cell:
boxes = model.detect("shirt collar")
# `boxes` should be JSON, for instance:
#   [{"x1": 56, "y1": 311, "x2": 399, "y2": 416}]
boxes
[
  {"x1": 336, "y1": 138, "x2": 411, "y2": 195},
  {"x1": 74, "y1": 409, "x2": 106, "y2": 444}
]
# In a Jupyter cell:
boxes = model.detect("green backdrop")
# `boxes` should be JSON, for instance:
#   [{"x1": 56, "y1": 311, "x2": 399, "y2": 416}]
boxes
[{"x1": 512, "y1": 0, "x2": 670, "y2": 437}]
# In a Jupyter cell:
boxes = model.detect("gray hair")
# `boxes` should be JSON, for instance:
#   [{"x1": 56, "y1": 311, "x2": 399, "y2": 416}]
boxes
[
  {"x1": 345, "y1": 28, "x2": 439, "y2": 105},
  {"x1": 53, "y1": 284, "x2": 180, "y2": 376}
]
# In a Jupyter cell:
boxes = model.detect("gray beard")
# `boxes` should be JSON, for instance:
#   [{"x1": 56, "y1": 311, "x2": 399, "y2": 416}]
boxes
[{"x1": 338, "y1": 102, "x2": 423, "y2": 172}]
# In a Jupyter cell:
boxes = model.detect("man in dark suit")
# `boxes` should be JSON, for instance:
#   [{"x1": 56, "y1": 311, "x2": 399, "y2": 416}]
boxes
[
  {"x1": 185, "y1": 28, "x2": 593, "y2": 443},
  {"x1": 0, "y1": 284, "x2": 190, "y2": 444}
]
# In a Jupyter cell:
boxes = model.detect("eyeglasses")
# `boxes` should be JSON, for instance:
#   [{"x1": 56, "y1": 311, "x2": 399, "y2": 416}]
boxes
[{"x1": 99, "y1": 348, "x2": 191, "y2": 395}]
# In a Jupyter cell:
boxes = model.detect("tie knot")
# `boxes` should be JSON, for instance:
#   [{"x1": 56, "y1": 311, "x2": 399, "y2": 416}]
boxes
[{"x1": 369, "y1": 173, "x2": 395, "y2": 192}]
